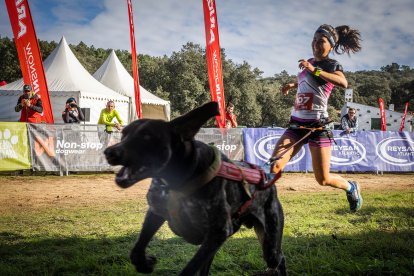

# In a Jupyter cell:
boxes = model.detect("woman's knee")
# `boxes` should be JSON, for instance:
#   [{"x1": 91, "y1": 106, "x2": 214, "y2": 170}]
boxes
[
  {"x1": 271, "y1": 162, "x2": 284, "y2": 174},
  {"x1": 314, "y1": 175, "x2": 330, "y2": 186}
]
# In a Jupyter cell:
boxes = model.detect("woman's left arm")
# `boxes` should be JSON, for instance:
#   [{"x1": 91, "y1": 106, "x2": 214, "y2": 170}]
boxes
[
  {"x1": 299, "y1": 60, "x2": 348, "y2": 88},
  {"x1": 318, "y1": 70, "x2": 348, "y2": 88}
]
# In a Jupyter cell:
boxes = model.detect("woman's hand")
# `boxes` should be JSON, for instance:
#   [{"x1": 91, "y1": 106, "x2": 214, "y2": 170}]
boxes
[
  {"x1": 281, "y1": 83, "x2": 297, "y2": 95},
  {"x1": 298, "y1": 59, "x2": 315, "y2": 73}
]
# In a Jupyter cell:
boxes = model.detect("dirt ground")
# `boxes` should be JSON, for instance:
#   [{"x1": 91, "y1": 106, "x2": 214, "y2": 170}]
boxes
[{"x1": 0, "y1": 173, "x2": 413, "y2": 211}]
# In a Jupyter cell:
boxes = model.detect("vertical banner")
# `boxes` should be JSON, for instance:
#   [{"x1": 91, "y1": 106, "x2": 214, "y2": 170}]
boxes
[
  {"x1": 399, "y1": 102, "x2": 409, "y2": 132},
  {"x1": 202, "y1": 0, "x2": 226, "y2": 128},
  {"x1": 5, "y1": 0, "x2": 54, "y2": 123},
  {"x1": 379, "y1": 98, "x2": 386, "y2": 131},
  {"x1": 127, "y1": 0, "x2": 142, "y2": 119}
]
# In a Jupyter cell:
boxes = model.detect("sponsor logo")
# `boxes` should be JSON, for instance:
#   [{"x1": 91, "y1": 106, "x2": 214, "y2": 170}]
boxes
[
  {"x1": 34, "y1": 135, "x2": 104, "y2": 157},
  {"x1": 0, "y1": 129, "x2": 19, "y2": 159},
  {"x1": 207, "y1": 0, "x2": 216, "y2": 44},
  {"x1": 55, "y1": 140, "x2": 103, "y2": 155},
  {"x1": 253, "y1": 134, "x2": 305, "y2": 164},
  {"x1": 24, "y1": 42, "x2": 40, "y2": 93},
  {"x1": 34, "y1": 136, "x2": 55, "y2": 157},
  {"x1": 15, "y1": 0, "x2": 27, "y2": 38},
  {"x1": 376, "y1": 137, "x2": 414, "y2": 166},
  {"x1": 215, "y1": 140, "x2": 237, "y2": 153},
  {"x1": 331, "y1": 138, "x2": 366, "y2": 165}
]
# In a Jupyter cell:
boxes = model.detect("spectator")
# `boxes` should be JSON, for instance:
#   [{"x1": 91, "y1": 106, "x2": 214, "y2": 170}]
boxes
[
  {"x1": 340, "y1": 108, "x2": 358, "y2": 133},
  {"x1": 62, "y1": 97, "x2": 85, "y2": 123},
  {"x1": 98, "y1": 100, "x2": 123, "y2": 133},
  {"x1": 270, "y1": 24, "x2": 363, "y2": 212},
  {"x1": 14, "y1": 84, "x2": 43, "y2": 123},
  {"x1": 225, "y1": 102, "x2": 238, "y2": 128}
]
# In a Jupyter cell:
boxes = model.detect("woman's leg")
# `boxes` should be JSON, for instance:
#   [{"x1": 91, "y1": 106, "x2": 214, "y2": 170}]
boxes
[
  {"x1": 271, "y1": 133, "x2": 304, "y2": 174},
  {"x1": 310, "y1": 145, "x2": 363, "y2": 211},
  {"x1": 309, "y1": 145, "x2": 349, "y2": 190}
]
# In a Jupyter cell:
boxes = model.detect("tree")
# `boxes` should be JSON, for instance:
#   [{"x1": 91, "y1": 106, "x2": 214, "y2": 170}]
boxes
[
  {"x1": 223, "y1": 61, "x2": 262, "y2": 126},
  {"x1": 1, "y1": 36, "x2": 412, "y2": 124},
  {"x1": 0, "y1": 36, "x2": 21, "y2": 82},
  {"x1": 164, "y1": 42, "x2": 209, "y2": 118}
]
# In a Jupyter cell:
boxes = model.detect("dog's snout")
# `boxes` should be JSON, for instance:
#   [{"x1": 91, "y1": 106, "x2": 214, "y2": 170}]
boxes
[{"x1": 104, "y1": 146, "x2": 123, "y2": 165}]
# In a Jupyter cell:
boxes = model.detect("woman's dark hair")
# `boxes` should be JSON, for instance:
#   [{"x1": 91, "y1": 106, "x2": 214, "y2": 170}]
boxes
[
  {"x1": 317, "y1": 24, "x2": 362, "y2": 55},
  {"x1": 66, "y1": 97, "x2": 76, "y2": 104}
]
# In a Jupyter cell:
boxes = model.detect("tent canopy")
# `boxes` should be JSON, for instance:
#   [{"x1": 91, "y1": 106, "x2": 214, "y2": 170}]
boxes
[
  {"x1": 0, "y1": 37, "x2": 129, "y2": 123},
  {"x1": 93, "y1": 50, "x2": 170, "y2": 121}
]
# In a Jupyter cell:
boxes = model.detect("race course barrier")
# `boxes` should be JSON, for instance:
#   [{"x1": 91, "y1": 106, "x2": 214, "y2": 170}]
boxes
[
  {"x1": 1, "y1": 123, "x2": 413, "y2": 173},
  {"x1": 243, "y1": 129, "x2": 414, "y2": 172}
]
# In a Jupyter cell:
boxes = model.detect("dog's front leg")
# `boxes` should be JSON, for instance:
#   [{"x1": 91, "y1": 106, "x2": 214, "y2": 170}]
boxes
[
  {"x1": 179, "y1": 232, "x2": 228, "y2": 276},
  {"x1": 179, "y1": 192, "x2": 233, "y2": 276},
  {"x1": 130, "y1": 210, "x2": 165, "y2": 274}
]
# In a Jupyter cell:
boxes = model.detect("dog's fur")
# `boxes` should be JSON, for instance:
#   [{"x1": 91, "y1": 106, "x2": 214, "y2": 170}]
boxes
[{"x1": 104, "y1": 102, "x2": 286, "y2": 275}]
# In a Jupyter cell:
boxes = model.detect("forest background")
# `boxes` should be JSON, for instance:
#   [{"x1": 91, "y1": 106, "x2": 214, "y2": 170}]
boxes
[{"x1": 1, "y1": 37, "x2": 413, "y2": 127}]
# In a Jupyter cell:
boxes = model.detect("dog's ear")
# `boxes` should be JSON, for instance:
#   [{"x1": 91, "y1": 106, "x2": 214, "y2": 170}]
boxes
[{"x1": 171, "y1": 101, "x2": 220, "y2": 140}]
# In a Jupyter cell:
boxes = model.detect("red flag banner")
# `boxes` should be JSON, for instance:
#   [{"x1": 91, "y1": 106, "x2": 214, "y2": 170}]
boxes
[
  {"x1": 127, "y1": 0, "x2": 142, "y2": 119},
  {"x1": 379, "y1": 98, "x2": 386, "y2": 131},
  {"x1": 5, "y1": 0, "x2": 54, "y2": 123},
  {"x1": 202, "y1": 0, "x2": 226, "y2": 128},
  {"x1": 399, "y1": 102, "x2": 409, "y2": 132}
]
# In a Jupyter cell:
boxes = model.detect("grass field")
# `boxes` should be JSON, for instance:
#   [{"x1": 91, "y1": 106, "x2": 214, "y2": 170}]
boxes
[{"x1": 0, "y1": 174, "x2": 413, "y2": 275}]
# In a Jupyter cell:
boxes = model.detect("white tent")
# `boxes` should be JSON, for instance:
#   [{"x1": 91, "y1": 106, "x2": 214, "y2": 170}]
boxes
[
  {"x1": 0, "y1": 37, "x2": 129, "y2": 124},
  {"x1": 93, "y1": 50, "x2": 170, "y2": 122}
]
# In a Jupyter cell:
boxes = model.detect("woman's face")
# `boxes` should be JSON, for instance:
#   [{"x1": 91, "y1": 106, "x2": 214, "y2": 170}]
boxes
[{"x1": 312, "y1": 33, "x2": 332, "y2": 60}]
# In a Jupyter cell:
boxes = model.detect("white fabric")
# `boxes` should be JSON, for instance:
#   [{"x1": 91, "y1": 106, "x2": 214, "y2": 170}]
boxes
[
  {"x1": 0, "y1": 37, "x2": 129, "y2": 124},
  {"x1": 93, "y1": 50, "x2": 170, "y2": 121}
]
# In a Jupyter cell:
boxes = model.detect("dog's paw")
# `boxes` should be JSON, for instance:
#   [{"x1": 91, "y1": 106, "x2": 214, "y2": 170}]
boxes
[{"x1": 131, "y1": 254, "x2": 157, "y2": 274}]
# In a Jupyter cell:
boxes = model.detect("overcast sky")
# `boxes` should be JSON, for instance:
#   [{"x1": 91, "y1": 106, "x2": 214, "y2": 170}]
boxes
[{"x1": 1, "y1": 0, "x2": 413, "y2": 77}]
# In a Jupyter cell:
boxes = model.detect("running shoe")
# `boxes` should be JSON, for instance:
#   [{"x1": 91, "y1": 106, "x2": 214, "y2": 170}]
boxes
[{"x1": 346, "y1": 181, "x2": 363, "y2": 212}]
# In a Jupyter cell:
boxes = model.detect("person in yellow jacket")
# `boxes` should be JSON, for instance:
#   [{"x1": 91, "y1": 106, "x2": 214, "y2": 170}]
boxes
[{"x1": 98, "y1": 100, "x2": 124, "y2": 133}]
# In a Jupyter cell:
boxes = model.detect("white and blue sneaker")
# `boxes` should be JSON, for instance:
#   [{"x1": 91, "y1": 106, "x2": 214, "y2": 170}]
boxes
[{"x1": 346, "y1": 181, "x2": 363, "y2": 212}]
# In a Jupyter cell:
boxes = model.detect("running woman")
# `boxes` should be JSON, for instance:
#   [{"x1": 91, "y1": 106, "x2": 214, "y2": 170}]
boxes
[{"x1": 271, "y1": 24, "x2": 363, "y2": 212}]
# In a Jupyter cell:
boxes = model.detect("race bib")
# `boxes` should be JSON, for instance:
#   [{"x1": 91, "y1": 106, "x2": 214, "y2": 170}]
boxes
[{"x1": 294, "y1": 93, "x2": 314, "y2": 111}]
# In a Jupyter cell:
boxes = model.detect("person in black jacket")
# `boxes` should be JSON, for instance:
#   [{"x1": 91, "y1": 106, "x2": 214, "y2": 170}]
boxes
[{"x1": 62, "y1": 97, "x2": 85, "y2": 123}]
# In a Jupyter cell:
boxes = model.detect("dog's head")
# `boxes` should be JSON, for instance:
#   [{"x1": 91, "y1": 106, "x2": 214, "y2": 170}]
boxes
[{"x1": 104, "y1": 102, "x2": 220, "y2": 188}]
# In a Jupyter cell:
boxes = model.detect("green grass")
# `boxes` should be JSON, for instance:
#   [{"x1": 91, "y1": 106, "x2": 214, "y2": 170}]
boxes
[{"x1": 1, "y1": 191, "x2": 413, "y2": 275}]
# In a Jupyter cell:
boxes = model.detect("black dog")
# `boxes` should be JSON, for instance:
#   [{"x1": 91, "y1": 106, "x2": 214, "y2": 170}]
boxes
[{"x1": 104, "y1": 102, "x2": 286, "y2": 275}]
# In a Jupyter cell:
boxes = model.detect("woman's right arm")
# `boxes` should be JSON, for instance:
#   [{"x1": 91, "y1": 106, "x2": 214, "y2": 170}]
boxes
[
  {"x1": 62, "y1": 110, "x2": 70, "y2": 123},
  {"x1": 281, "y1": 83, "x2": 298, "y2": 95}
]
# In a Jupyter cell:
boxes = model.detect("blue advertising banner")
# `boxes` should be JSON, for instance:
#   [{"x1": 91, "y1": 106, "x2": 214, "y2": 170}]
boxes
[
  {"x1": 374, "y1": 131, "x2": 414, "y2": 172},
  {"x1": 330, "y1": 131, "x2": 375, "y2": 172},
  {"x1": 243, "y1": 128, "x2": 309, "y2": 172},
  {"x1": 243, "y1": 128, "x2": 414, "y2": 172}
]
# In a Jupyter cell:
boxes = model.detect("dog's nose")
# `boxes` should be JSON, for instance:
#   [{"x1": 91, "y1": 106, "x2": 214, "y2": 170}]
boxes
[{"x1": 104, "y1": 146, "x2": 123, "y2": 165}]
